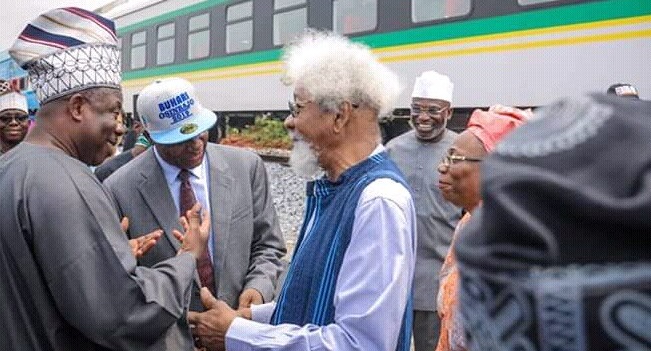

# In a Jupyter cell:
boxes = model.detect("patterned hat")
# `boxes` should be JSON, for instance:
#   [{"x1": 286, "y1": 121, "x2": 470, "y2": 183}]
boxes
[
  {"x1": 0, "y1": 80, "x2": 10, "y2": 95},
  {"x1": 0, "y1": 80, "x2": 28, "y2": 114},
  {"x1": 9, "y1": 7, "x2": 120, "y2": 104},
  {"x1": 0, "y1": 92, "x2": 29, "y2": 114},
  {"x1": 455, "y1": 94, "x2": 651, "y2": 351}
]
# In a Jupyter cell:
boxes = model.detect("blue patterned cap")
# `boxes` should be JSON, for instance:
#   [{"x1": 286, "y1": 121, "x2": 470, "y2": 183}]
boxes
[{"x1": 9, "y1": 7, "x2": 121, "y2": 104}]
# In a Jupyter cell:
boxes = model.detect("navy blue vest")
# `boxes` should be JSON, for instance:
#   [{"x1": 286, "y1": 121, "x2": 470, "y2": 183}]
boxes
[{"x1": 271, "y1": 152, "x2": 413, "y2": 351}]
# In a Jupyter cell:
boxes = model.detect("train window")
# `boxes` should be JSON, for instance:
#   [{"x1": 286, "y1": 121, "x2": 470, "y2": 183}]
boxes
[
  {"x1": 188, "y1": 13, "x2": 210, "y2": 60},
  {"x1": 130, "y1": 31, "x2": 147, "y2": 69},
  {"x1": 227, "y1": 21, "x2": 253, "y2": 53},
  {"x1": 156, "y1": 23, "x2": 175, "y2": 65},
  {"x1": 518, "y1": 0, "x2": 561, "y2": 4},
  {"x1": 227, "y1": 1, "x2": 252, "y2": 21},
  {"x1": 117, "y1": 37, "x2": 123, "y2": 68},
  {"x1": 411, "y1": 0, "x2": 471, "y2": 23},
  {"x1": 189, "y1": 13, "x2": 210, "y2": 31},
  {"x1": 333, "y1": 0, "x2": 377, "y2": 35},
  {"x1": 273, "y1": 0, "x2": 307, "y2": 46},
  {"x1": 132, "y1": 31, "x2": 146, "y2": 45},
  {"x1": 227, "y1": 1, "x2": 253, "y2": 53},
  {"x1": 158, "y1": 22, "x2": 175, "y2": 38},
  {"x1": 274, "y1": 0, "x2": 306, "y2": 10}
]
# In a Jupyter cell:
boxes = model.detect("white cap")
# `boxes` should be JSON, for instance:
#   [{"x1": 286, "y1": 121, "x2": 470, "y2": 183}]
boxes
[
  {"x1": 137, "y1": 77, "x2": 217, "y2": 145},
  {"x1": 411, "y1": 70, "x2": 453, "y2": 103},
  {"x1": 0, "y1": 92, "x2": 28, "y2": 114}
]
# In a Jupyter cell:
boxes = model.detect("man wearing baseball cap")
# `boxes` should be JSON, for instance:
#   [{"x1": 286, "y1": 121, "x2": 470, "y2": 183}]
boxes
[
  {"x1": 0, "y1": 81, "x2": 30, "y2": 154},
  {"x1": 0, "y1": 7, "x2": 210, "y2": 351},
  {"x1": 105, "y1": 78, "x2": 286, "y2": 321},
  {"x1": 386, "y1": 70, "x2": 463, "y2": 351}
]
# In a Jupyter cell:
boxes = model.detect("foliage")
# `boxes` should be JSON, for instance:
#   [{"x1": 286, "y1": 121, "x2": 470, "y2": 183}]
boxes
[{"x1": 220, "y1": 116, "x2": 292, "y2": 150}]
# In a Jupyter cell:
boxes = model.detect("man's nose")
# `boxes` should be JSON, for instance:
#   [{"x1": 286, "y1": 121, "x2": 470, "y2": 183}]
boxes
[
  {"x1": 185, "y1": 136, "x2": 203, "y2": 150},
  {"x1": 115, "y1": 121, "x2": 126, "y2": 135},
  {"x1": 437, "y1": 162, "x2": 449, "y2": 174},
  {"x1": 284, "y1": 114, "x2": 294, "y2": 129}
]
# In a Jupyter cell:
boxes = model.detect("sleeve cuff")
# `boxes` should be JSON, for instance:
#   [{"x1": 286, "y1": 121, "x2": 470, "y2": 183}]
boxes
[
  {"x1": 250, "y1": 301, "x2": 276, "y2": 323},
  {"x1": 225, "y1": 317, "x2": 264, "y2": 351}
]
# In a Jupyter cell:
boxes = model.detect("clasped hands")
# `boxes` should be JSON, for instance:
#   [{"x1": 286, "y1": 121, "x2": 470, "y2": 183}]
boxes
[{"x1": 187, "y1": 287, "x2": 260, "y2": 351}]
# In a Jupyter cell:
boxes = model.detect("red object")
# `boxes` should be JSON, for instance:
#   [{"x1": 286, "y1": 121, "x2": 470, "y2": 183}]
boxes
[
  {"x1": 465, "y1": 105, "x2": 531, "y2": 152},
  {"x1": 179, "y1": 169, "x2": 215, "y2": 296}
]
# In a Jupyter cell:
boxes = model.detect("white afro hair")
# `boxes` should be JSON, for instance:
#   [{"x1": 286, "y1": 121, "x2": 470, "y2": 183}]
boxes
[{"x1": 281, "y1": 30, "x2": 400, "y2": 116}]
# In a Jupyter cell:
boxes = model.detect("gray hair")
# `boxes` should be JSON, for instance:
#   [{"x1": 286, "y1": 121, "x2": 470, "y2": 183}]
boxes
[{"x1": 281, "y1": 31, "x2": 400, "y2": 116}]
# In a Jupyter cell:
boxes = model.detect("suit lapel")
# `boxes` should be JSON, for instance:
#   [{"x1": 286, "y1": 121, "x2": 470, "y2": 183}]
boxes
[
  {"x1": 138, "y1": 150, "x2": 182, "y2": 252},
  {"x1": 206, "y1": 145, "x2": 233, "y2": 291}
]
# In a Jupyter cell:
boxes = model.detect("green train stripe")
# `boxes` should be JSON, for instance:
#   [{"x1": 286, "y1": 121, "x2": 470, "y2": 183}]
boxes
[
  {"x1": 359, "y1": 0, "x2": 651, "y2": 47},
  {"x1": 124, "y1": 49, "x2": 282, "y2": 80},
  {"x1": 122, "y1": 0, "x2": 651, "y2": 81}
]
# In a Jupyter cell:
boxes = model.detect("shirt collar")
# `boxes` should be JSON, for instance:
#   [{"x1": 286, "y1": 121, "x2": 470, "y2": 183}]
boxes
[
  {"x1": 153, "y1": 146, "x2": 207, "y2": 185},
  {"x1": 308, "y1": 144, "x2": 386, "y2": 196},
  {"x1": 371, "y1": 144, "x2": 385, "y2": 156}
]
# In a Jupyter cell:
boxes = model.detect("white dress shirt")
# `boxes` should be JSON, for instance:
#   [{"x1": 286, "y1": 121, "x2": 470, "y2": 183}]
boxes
[
  {"x1": 153, "y1": 147, "x2": 215, "y2": 259},
  {"x1": 225, "y1": 145, "x2": 417, "y2": 350}
]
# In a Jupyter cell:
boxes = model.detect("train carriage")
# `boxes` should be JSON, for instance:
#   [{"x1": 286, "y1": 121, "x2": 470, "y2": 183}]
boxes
[{"x1": 108, "y1": 0, "x2": 651, "y2": 131}]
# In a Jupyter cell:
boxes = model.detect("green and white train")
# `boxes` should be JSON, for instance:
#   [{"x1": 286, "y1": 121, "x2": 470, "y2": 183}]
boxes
[{"x1": 110, "y1": 0, "x2": 650, "y2": 126}]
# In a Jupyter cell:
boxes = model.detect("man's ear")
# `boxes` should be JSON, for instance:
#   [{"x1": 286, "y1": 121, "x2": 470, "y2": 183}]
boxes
[
  {"x1": 67, "y1": 94, "x2": 86, "y2": 122},
  {"x1": 446, "y1": 107, "x2": 454, "y2": 120},
  {"x1": 333, "y1": 101, "x2": 352, "y2": 133}
]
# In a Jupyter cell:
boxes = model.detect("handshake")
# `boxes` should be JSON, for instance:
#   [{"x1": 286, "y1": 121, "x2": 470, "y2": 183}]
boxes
[
  {"x1": 188, "y1": 287, "x2": 258, "y2": 351},
  {"x1": 127, "y1": 202, "x2": 262, "y2": 350}
]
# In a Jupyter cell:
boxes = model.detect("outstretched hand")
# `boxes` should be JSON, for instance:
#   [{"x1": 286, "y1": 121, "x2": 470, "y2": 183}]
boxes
[
  {"x1": 123, "y1": 217, "x2": 163, "y2": 258},
  {"x1": 173, "y1": 203, "x2": 211, "y2": 259}
]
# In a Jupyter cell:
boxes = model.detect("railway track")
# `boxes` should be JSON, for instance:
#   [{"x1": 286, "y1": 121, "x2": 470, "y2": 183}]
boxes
[
  {"x1": 251, "y1": 148, "x2": 290, "y2": 165},
  {"x1": 259, "y1": 153, "x2": 290, "y2": 164}
]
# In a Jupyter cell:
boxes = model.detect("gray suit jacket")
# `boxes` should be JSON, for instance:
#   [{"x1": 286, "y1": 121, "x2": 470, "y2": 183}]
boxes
[
  {"x1": 105, "y1": 144, "x2": 286, "y2": 308},
  {"x1": 386, "y1": 130, "x2": 462, "y2": 311}
]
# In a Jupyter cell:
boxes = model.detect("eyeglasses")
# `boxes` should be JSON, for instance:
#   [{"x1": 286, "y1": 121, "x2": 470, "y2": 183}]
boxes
[
  {"x1": 411, "y1": 104, "x2": 449, "y2": 117},
  {"x1": 440, "y1": 153, "x2": 483, "y2": 167},
  {"x1": 288, "y1": 100, "x2": 308, "y2": 118},
  {"x1": 288, "y1": 100, "x2": 359, "y2": 118},
  {"x1": 0, "y1": 113, "x2": 29, "y2": 124}
]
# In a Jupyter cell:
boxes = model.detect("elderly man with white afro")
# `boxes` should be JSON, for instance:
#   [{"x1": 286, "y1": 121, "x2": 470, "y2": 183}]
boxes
[{"x1": 187, "y1": 30, "x2": 417, "y2": 351}]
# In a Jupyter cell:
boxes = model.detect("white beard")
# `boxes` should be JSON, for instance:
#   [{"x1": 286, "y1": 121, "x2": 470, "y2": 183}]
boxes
[{"x1": 289, "y1": 134, "x2": 323, "y2": 179}]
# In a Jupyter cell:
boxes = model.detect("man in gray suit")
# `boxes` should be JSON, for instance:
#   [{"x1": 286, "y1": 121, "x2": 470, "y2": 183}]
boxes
[{"x1": 105, "y1": 78, "x2": 286, "y2": 312}]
